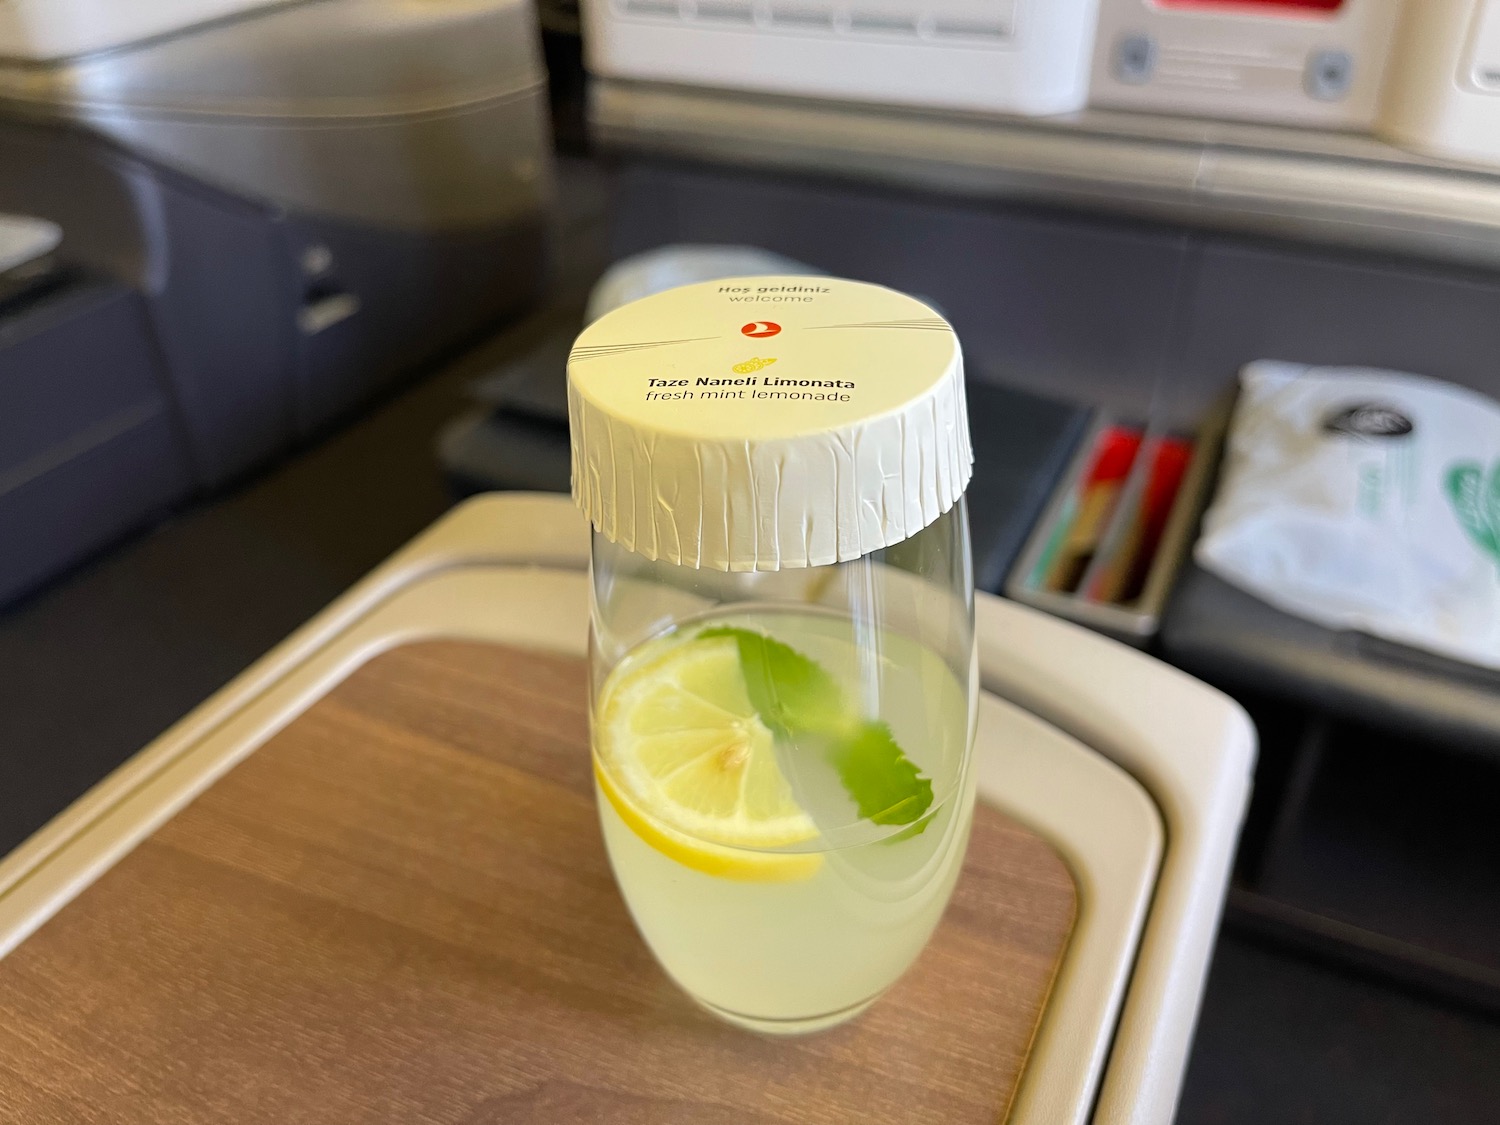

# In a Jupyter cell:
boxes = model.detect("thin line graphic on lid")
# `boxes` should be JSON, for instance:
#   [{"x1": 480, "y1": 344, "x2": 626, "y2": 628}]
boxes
[
  {"x1": 807, "y1": 319, "x2": 950, "y2": 331},
  {"x1": 570, "y1": 335, "x2": 721, "y2": 360},
  {"x1": 572, "y1": 338, "x2": 718, "y2": 352}
]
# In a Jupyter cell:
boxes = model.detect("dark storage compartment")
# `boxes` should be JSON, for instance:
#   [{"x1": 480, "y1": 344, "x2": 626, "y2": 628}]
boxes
[{"x1": 0, "y1": 280, "x2": 193, "y2": 604}]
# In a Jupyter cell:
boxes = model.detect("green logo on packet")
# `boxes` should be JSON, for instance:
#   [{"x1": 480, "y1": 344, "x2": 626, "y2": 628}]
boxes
[{"x1": 1445, "y1": 460, "x2": 1500, "y2": 567}]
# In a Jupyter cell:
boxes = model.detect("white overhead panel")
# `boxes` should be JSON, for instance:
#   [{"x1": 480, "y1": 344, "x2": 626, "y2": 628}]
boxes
[
  {"x1": 583, "y1": 0, "x2": 1102, "y2": 117},
  {"x1": 1088, "y1": 0, "x2": 1402, "y2": 128}
]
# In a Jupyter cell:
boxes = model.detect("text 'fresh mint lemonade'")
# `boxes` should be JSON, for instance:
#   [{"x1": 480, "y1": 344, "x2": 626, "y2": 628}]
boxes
[{"x1": 569, "y1": 276, "x2": 978, "y2": 1034}]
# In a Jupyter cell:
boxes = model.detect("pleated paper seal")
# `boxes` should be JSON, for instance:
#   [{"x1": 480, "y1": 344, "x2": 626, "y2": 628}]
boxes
[{"x1": 567, "y1": 276, "x2": 971, "y2": 571}]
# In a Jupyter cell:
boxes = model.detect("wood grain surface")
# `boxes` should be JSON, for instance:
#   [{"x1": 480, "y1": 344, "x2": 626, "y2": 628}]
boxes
[{"x1": 0, "y1": 641, "x2": 1076, "y2": 1124}]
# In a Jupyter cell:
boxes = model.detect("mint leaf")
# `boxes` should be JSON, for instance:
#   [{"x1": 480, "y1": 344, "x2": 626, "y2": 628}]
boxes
[
  {"x1": 699, "y1": 626, "x2": 845, "y2": 736},
  {"x1": 699, "y1": 626, "x2": 934, "y2": 829},
  {"x1": 833, "y1": 720, "x2": 934, "y2": 827}
]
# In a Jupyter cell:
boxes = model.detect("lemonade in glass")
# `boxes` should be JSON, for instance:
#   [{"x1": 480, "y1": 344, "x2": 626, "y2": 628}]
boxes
[{"x1": 570, "y1": 276, "x2": 976, "y2": 1033}]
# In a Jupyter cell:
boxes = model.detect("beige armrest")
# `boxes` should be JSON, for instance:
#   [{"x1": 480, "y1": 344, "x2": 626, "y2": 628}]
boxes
[{"x1": 977, "y1": 595, "x2": 1256, "y2": 1125}]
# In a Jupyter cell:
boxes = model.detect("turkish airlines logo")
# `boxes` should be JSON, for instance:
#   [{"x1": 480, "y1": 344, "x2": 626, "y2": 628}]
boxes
[{"x1": 741, "y1": 321, "x2": 781, "y2": 338}]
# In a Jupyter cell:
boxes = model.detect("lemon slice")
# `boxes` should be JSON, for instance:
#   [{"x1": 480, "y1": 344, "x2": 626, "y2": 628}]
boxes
[{"x1": 595, "y1": 635, "x2": 823, "y2": 882}]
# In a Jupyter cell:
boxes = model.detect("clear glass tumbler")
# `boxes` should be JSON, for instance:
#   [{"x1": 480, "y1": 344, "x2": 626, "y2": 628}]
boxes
[{"x1": 570, "y1": 275, "x2": 977, "y2": 1034}]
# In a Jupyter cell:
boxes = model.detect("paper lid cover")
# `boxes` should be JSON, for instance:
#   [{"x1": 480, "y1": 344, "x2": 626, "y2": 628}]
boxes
[{"x1": 567, "y1": 276, "x2": 971, "y2": 571}]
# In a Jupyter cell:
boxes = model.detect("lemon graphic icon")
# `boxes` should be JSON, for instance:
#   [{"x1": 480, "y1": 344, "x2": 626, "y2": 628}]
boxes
[{"x1": 733, "y1": 357, "x2": 777, "y2": 375}]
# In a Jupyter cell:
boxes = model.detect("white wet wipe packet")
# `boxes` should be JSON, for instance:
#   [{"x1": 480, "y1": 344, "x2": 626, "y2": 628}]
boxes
[{"x1": 1196, "y1": 361, "x2": 1500, "y2": 670}]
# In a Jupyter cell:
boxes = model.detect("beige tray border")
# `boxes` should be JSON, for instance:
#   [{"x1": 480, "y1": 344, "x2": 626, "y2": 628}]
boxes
[{"x1": 0, "y1": 493, "x2": 1249, "y2": 1125}]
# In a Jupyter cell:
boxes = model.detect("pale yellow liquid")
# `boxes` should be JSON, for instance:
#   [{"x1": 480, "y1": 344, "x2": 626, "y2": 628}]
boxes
[{"x1": 594, "y1": 609, "x2": 977, "y2": 1033}]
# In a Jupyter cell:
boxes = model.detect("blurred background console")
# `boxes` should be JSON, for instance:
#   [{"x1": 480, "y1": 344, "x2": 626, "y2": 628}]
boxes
[{"x1": 0, "y1": 0, "x2": 554, "y2": 605}]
